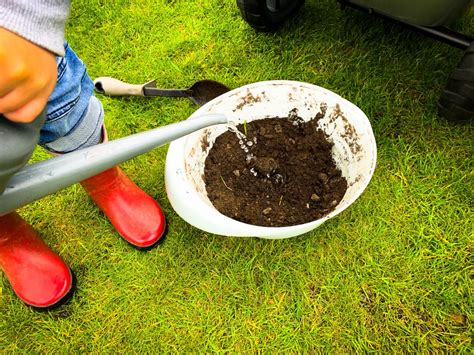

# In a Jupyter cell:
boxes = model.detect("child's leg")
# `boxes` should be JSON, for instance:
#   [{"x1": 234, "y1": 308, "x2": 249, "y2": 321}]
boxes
[
  {"x1": 40, "y1": 42, "x2": 103, "y2": 153},
  {"x1": 0, "y1": 44, "x2": 90, "y2": 309},
  {"x1": 0, "y1": 113, "x2": 73, "y2": 309},
  {"x1": 41, "y1": 42, "x2": 166, "y2": 249},
  {"x1": 0, "y1": 212, "x2": 74, "y2": 309},
  {"x1": 0, "y1": 43, "x2": 102, "y2": 309}
]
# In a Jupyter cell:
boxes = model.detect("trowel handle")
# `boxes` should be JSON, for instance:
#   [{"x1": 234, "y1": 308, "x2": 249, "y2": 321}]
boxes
[{"x1": 93, "y1": 76, "x2": 154, "y2": 96}]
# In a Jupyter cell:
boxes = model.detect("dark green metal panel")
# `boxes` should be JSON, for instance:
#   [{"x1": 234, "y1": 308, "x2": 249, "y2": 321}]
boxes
[{"x1": 347, "y1": 0, "x2": 473, "y2": 26}]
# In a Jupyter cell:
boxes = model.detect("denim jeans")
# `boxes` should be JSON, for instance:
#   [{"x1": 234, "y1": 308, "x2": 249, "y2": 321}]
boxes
[{"x1": 41, "y1": 42, "x2": 104, "y2": 153}]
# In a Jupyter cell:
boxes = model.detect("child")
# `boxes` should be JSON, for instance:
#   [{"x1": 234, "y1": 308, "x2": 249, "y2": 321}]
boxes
[{"x1": 0, "y1": 1, "x2": 166, "y2": 309}]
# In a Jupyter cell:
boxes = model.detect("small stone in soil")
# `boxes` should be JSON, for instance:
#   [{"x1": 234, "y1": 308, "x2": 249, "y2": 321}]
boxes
[
  {"x1": 262, "y1": 207, "x2": 272, "y2": 215},
  {"x1": 318, "y1": 173, "x2": 329, "y2": 184},
  {"x1": 311, "y1": 193, "x2": 321, "y2": 201}
]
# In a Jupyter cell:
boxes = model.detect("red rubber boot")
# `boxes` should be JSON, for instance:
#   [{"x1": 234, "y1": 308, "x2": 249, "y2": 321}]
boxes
[
  {"x1": 0, "y1": 212, "x2": 74, "y2": 308},
  {"x1": 80, "y1": 166, "x2": 166, "y2": 249}
]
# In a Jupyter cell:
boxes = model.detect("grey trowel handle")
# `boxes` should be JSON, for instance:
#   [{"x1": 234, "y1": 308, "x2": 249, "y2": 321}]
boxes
[
  {"x1": 93, "y1": 76, "x2": 153, "y2": 96},
  {"x1": 0, "y1": 111, "x2": 45, "y2": 196}
]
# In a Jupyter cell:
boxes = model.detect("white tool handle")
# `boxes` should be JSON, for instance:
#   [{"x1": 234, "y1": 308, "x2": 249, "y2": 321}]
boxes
[{"x1": 93, "y1": 76, "x2": 146, "y2": 96}]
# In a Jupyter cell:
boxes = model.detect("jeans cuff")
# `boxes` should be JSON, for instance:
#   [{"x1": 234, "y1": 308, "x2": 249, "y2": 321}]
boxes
[{"x1": 44, "y1": 96, "x2": 104, "y2": 154}]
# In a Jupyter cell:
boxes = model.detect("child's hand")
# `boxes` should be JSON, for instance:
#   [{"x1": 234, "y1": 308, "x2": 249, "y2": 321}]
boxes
[{"x1": 0, "y1": 28, "x2": 57, "y2": 123}]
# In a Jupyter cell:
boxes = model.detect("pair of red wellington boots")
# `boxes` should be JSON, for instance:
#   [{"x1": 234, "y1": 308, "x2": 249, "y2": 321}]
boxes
[{"x1": 0, "y1": 166, "x2": 166, "y2": 309}]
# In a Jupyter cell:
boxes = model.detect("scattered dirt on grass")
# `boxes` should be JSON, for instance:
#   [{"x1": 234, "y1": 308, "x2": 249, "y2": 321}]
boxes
[{"x1": 204, "y1": 111, "x2": 348, "y2": 227}]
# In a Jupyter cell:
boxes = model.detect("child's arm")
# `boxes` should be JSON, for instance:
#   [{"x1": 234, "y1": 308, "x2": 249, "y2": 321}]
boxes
[{"x1": 0, "y1": 1, "x2": 71, "y2": 123}]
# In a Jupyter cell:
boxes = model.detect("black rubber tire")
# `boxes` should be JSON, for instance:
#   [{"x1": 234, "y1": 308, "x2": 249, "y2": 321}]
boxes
[
  {"x1": 237, "y1": 0, "x2": 305, "y2": 32},
  {"x1": 438, "y1": 42, "x2": 474, "y2": 122}
]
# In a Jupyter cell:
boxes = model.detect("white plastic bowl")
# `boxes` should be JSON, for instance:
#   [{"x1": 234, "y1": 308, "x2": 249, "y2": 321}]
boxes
[{"x1": 165, "y1": 80, "x2": 377, "y2": 239}]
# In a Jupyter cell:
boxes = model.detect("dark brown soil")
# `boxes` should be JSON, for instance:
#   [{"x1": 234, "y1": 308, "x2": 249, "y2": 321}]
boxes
[{"x1": 204, "y1": 111, "x2": 348, "y2": 227}]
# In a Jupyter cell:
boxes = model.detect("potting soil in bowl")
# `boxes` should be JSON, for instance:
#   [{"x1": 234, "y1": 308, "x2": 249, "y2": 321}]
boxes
[{"x1": 204, "y1": 110, "x2": 348, "y2": 227}]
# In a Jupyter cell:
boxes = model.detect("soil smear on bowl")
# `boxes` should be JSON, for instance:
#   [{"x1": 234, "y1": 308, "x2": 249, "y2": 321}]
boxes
[{"x1": 204, "y1": 110, "x2": 348, "y2": 227}]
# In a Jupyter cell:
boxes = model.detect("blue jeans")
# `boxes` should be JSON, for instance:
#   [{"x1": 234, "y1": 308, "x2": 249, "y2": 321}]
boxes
[{"x1": 41, "y1": 42, "x2": 104, "y2": 153}]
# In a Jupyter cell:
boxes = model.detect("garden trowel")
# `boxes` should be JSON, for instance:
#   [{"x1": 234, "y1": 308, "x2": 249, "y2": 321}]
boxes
[{"x1": 93, "y1": 77, "x2": 230, "y2": 106}]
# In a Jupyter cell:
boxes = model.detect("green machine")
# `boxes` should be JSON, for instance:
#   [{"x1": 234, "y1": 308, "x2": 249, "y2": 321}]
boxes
[{"x1": 237, "y1": 0, "x2": 474, "y2": 121}]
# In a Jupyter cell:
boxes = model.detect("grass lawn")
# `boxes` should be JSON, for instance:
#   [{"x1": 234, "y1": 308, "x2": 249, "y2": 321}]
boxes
[{"x1": 1, "y1": 0, "x2": 473, "y2": 352}]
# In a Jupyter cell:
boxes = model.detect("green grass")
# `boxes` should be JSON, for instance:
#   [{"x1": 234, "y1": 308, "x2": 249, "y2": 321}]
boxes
[{"x1": 1, "y1": 0, "x2": 473, "y2": 352}]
